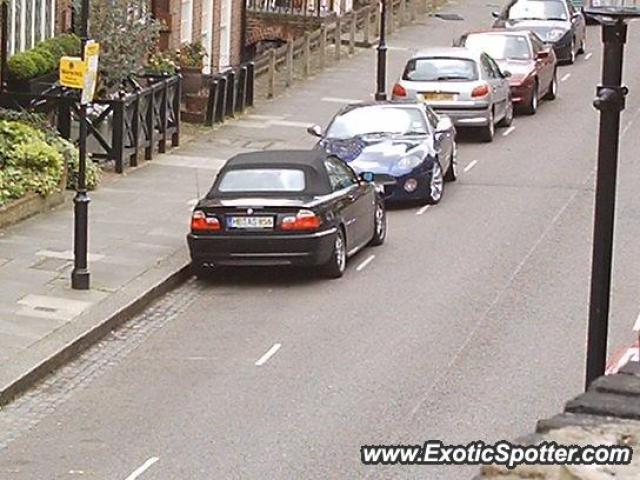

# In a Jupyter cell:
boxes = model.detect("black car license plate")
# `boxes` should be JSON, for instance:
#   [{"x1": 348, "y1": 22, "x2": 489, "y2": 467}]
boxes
[{"x1": 227, "y1": 216, "x2": 274, "y2": 229}]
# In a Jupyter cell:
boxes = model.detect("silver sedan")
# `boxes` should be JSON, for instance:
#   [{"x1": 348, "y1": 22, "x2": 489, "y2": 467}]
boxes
[{"x1": 392, "y1": 47, "x2": 514, "y2": 142}]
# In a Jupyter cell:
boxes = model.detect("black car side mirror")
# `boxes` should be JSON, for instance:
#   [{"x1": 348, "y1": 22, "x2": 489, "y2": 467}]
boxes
[
  {"x1": 536, "y1": 49, "x2": 550, "y2": 59},
  {"x1": 360, "y1": 171, "x2": 375, "y2": 183},
  {"x1": 307, "y1": 124, "x2": 323, "y2": 137},
  {"x1": 502, "y1": 70, "x2": 512, "y2": 78},
  {"x1": 492, "y1": 11, "x2": 500, "y2": 18}
]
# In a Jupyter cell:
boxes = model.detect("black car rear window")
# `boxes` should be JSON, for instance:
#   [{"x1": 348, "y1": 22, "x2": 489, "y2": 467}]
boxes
[
  {"x1": 403, "y1": 57, "x2": 479, "y2": 82},
  {"x1": 217, "y1": 168, "x2": 306, "y2": 192}
]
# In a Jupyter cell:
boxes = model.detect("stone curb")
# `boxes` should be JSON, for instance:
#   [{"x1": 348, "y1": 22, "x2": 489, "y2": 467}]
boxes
[{"x1": 0, "y1": 251, "x2": 192, "y2": 408}]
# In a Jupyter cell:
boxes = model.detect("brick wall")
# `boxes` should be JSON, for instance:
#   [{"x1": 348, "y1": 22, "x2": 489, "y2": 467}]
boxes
[{"x1": 245, "y1": 11, "x2": 327, "y2": 46}]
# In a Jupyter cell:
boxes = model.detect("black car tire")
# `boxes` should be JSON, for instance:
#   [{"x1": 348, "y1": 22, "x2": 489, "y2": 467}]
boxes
[
  {"x1": 319, "y1": 228, "x2": 347, "y2": 278},
  {"x1": 370, "y1": 202, "x2": 387, "y2": 246},
  {"x1": 523, "y1": 81, "x2": 538, "y2": 115},
  {"x1": 497, "y1": 99, "x2": 514, "y2": 128},
  {"x1": 444, "y1": 148, "x2": 457, "y2": 182},
  {"x1": 479, "y1": 110, "x2": 495, "y2": 143},
  {"x1": 423, "y1": 160, "x2": 445, "y2": 205},
  {"x1": 545, "y1": 71, "x2": 558, "y2": 101}
]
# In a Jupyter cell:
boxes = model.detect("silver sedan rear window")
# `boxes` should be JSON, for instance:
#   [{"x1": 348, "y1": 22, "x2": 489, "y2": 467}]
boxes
[{"x1": 403, "y1": 57, "x2": 479, "y2": 82}]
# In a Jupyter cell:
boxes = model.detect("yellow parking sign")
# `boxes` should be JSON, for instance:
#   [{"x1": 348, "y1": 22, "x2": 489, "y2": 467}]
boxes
[{"x1": 59, "y1": 56, "x2": 86, "y2": 89}]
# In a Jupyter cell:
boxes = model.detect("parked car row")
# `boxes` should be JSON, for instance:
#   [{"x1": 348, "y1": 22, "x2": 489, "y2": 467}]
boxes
[{"x1": 187, "y1": 0, "x2": 590, "y2": 279}]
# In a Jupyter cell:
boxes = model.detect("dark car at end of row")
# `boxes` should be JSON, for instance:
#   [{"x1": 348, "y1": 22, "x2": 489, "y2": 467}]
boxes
[
  {"x1": 187, "y1": 151, "x2": 386, "y2": 279},
  {"x1": 493, "y1": 0, "x2": 587, "y2": 64}
]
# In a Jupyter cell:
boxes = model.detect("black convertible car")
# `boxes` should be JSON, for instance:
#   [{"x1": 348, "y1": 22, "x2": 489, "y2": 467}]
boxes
[
  {"x1": 187, "y1": 150, "x2": 386, "y2": 279},
  {"x1": 308, "y1": 101, "x2": 457, "y2": 205}
]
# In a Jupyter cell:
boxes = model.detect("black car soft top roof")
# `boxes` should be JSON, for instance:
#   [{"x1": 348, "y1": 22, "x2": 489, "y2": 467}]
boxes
[{"x1": 210, "y1": 150, "x2": 334, "y2": 197}]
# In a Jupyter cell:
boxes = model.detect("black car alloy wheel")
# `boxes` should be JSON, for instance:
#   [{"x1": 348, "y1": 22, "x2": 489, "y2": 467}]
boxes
[
  {"x1": 320, "y1": 228, "x2": 347, "y2": 278},
  {"x1": 370, "y1": 202, "x2": 386, "y2": 246}
]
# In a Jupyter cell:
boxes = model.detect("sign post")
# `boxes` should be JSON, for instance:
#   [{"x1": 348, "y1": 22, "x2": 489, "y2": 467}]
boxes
[{"x1": 63, "y1": 0, "x2": 98, "y2": 290}]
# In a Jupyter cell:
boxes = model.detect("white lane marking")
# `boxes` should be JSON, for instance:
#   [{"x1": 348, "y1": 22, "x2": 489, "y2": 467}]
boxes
[
  {"x1": 356, "y1": 254, "x2": 376, "y2": 272},
  {"x1": 463, "y1": 160, "x2": 478, "y2": 173},
  {"x1": 502, "y1": 126, "x2": 516, "y2": 137},
  {"x1": 561, "y1": 73, "x2": 571, "y2": 82},
  {"x1": 255, "y1": 343, "x2": 282, "y2": 366},
  {"x1": 633, "y1": 312, "x2": 640, "y2": 332},
  {"x1": 321, "y1": 97, "x2": 362, "y2": 104},
  {"x1": 585, "y1": 52, "x2": 593, "y2": 60},
  {"x1": 124, "y1": 457, "x2": 159, "y2": 480},
  {"x1": 416, "y1": 205, "x2": 430, "y2": 216}
]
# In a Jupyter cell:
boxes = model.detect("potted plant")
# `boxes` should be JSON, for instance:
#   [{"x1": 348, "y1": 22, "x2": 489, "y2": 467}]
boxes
[
  {"x1": 144, "y1": 51, "x2": 177, "y2": 78},
  {"x1": 177, "y1": 42, "x2": 207, "y2": 95}
]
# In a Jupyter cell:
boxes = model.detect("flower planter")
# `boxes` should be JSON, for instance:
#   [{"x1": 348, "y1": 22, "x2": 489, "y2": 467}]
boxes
[
  {"x1": 180, "y1": 66, "x2": 203, "y2": 96},
  {"x1": 6, "y1": 71, "x2": 59, "y2": 94}
]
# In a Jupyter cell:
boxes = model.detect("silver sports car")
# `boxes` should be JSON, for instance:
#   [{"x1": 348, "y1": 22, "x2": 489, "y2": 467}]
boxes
[{"x1": 391, "y1": 47, "x2": 514, "y2": 142}]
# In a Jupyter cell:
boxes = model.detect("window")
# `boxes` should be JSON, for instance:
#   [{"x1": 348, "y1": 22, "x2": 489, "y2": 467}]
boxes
[
  {"x1": 403, "y1": 57, "x2": 478, "y2": 82},
  {"x1": 530, "y1": 34, "x2": 545, "y2": 54},
  {"x1": 508, "y1": 0, "x2": 569, "y2": 21},
  {"x1": 464, "y1": 34, "x2": 532, "y2": 60},
  {"x1": 325, "y1": 106, "x2": 428, "y2": 139},
  {"x1": 218, "y1": 169, "x2": 306, "y2": 192},
  {"x1": 180, "y1": 0, "x2": 193, "y2": 44},
  {"x1": 486, "y1": 56, "x2": 504, "y2": 78},
  {"x1": 325, "y1": 157, "x2": 358, "y2": 192},
  {"x1": 7, "y1": 0, "x2": 55, "y2": 56}
]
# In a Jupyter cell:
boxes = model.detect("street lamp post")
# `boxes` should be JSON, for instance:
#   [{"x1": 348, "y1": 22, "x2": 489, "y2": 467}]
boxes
[
  {"x1": 71, "y1": 0, "x2": 91, "y2": 290},
  {"x1": 375, "y1": 0, "x2": 387, "y2": 101},
  {"x1": 584, "y1": 1, "x2": 640, "y2": 388}
]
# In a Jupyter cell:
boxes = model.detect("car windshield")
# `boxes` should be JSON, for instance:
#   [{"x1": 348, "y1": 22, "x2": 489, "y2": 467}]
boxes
[
  {"x1": 464, "y1": 34, "x2": 532, "y2": 60},
  {"x1": 508, "y1": 0, "x2": 569, "y2": 21},
  {"x1": 402, "y1": 57, "x2": 478, "y2": 82},
  {"x1": 217, "y1": 168, "x2": 306, "y2": 192},
  {"x1": 325, "y1": 106, "x2": 428, "y2": 140}
]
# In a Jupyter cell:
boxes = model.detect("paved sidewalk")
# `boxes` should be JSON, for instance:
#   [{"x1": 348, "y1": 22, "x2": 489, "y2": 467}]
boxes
[{"x1": 0, "y1": 2, "x2": 458, "y2": 404}]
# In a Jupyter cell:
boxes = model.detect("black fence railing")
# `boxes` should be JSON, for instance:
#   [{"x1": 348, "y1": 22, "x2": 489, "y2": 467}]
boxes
[
  {"x1": 0, "y1": 74, "x2": 181, "y2": 174},
  {"x1": 246, "y1": 0, "x2": 336, "y2": 16},
  {"x1": 205, "y1": 63, "x2": 255, "y2": 126}
]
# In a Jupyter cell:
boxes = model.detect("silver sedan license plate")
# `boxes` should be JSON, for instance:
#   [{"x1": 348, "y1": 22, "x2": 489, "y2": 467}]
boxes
[{"x1": 227, "y1": 216, "x2": 274, "y2": 229}]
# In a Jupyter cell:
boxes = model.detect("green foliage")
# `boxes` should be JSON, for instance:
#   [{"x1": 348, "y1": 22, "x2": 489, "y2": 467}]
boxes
[
  {"x1": 145, "y1": 51, "x2": 178, "y2": 76},
  {"x1": 177, "y1": 42, "x2": 207, "y2": 68},
  {"x1": 7, "y1": 54, "x2": 39, "y2": 80},
  {"x1": 6, "y1": 34, "x2": 81, "y2": 81},
  {"x1": 63, "y1": 142, "x2": 102, "y2": 191},
  {"x1": 87, "y1": 0, "x2": 162, "y2": 96},
  {"x1": 0, "y1": 118, "x2": 101, "y2": 207}
]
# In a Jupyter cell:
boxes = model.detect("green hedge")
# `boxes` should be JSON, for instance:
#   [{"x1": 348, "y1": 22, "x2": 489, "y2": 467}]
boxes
[
  {"x1": 0, "y1": 114, "x2": 102, "y2": 207},
  {"x1": 7, "y1": 34, "x2": 81, "y2": 81}
]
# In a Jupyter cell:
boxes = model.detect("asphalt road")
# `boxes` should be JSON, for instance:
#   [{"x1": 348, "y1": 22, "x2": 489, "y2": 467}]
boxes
[{"x1": 4, "y1": 2, "x2": 640, "y2": 479}]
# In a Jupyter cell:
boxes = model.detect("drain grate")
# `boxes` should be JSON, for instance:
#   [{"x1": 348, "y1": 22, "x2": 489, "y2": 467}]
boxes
[{"x1": 434, "y1": 13, "x2": 465, "y2": 21}]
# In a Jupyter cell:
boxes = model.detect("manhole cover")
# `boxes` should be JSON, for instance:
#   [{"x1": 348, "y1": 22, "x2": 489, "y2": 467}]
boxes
[{"x1": 434, "y1": 13, "x2": 465, "y2": 21}]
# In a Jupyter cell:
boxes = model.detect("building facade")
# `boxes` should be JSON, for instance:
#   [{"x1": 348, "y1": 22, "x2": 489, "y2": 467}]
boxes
[{"x1": 153, "y1": 0, "x2": 246, "y2": 74}]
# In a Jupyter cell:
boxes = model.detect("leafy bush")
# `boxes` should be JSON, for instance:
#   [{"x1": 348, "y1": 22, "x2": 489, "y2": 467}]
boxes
[
  {"x1": 7, "y1": 54, "x2": 40, "y2": 80},
  {"x1": 6, "y1": 34, "x2": 81, "y2": 81},
  {"x1": 86, "y1": 0, "x2": 162, "y2": 96},
  {"x1": 0, "y1": 118, "x2": 101, "y2": 207}
]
